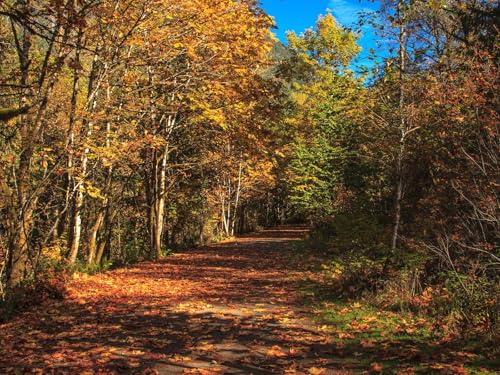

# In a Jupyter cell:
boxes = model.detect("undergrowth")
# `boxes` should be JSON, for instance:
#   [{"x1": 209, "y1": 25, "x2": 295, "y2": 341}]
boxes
[{"x1": 290, "y1": 222, "x2": 499, "y2": 374}]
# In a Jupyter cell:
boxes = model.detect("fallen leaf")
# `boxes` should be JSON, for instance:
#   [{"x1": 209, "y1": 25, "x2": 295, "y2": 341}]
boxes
[
  {"x1": 308, "y1": 367, "x2": 327, "y2": 375},
  {"x1": 371, "y1": 362, "x2": 383, "y2": 373},
  {"x1": 267, "y1": 345, "x2": 288, "y2": 358}
]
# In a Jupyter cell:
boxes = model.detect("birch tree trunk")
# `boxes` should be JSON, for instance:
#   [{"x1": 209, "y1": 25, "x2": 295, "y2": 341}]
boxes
[
  {"x1": 230, "y1": 162, "x2": 243, "y2": 236},
  {"x1": 57, "y1": 28, "x2": 83, "y2": 240},
  {"x1": 153, "y1": 143, "x2": 169, "y2": 259},
  {"x1": 87, "y1": 81, "x2": 115, "y2": 265},
  {"x1": 68, "y1": 49, "x2": 101, "y2": 264},
  {"x1": 391, "y1": 2, "x2": 407, "y2": 251}
]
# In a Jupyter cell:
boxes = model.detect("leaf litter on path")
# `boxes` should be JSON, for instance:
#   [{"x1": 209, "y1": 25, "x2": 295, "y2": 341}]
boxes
[{"x1": 0, "y1": 226, "x2": 494, "y2": 374}]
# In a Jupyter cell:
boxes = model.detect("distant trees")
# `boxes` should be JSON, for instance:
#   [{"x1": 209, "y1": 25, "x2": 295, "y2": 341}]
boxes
[{"x1": 278, "y1": 13, "x2": 365, "y2": 221}]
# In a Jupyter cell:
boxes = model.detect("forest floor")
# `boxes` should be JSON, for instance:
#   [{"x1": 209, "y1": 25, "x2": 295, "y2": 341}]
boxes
[{"x1": 0, "y1": 226, "x2": 497, "y2": 374}]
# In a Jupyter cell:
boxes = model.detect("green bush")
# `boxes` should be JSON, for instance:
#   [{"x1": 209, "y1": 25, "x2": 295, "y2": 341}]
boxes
[
  {"x1": 311, "y1": 210, "x2": 388, "y2": 255},
  {"x1": 438, "y1": 272, "x2": 499, "y2": 336},
  {"x1": 308, "y1": 210, "x2": 392, "y2": 296}
]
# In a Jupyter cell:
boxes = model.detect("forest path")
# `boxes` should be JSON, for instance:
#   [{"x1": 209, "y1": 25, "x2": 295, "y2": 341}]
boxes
[{"x1": 0, "y1": 226, "x2": 346, "y2": 374}]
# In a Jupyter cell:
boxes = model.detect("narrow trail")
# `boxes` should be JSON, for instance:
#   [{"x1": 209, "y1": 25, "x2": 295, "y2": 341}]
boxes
[{"x1": 0, "y1": 226, "x2": 344, "y2": 374}]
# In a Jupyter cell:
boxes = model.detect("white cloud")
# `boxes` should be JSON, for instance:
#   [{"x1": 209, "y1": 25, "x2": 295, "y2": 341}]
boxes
[{"x1": 328, "y1": 0, "x2": 372, "y2": 26}]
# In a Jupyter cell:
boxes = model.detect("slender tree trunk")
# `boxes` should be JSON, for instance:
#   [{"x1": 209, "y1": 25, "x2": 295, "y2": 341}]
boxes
[
  {"x1": 221, "y1": 193, "x2": 228, "y2": 235},
  {"x1": 95, "y1": 241, "x2": 107, "y2": 266},
  {"x1": 58, "y1": 28, "x2": 83, "y2": 239},
  {"x1": 230, "y1": 162, "x2": 243, "y2": 236},
  {"x1": 68, "y1": 109, "x2": 94, "y2": 264},
  {"x1": 226, "y1": 177, "x2": 232, "y2": 235},
  {"x1": 87, "y1": 211, "x2": 105, "y2": 265},
  {"x1": 8, "y1": 0, "x2": 71, "y2": 285},
  {"x1": 151, "y1": 112, "x2": 176, "y2": 258},
  {"x1": 392, "y1": 140, "x2": 405, "y2": 250},
  {"x1": 153, "y1": 143, "x2": 169, "y2": 259},
  {"x1": 8, "y1": 207, "x2": 33, "y2": 288},
  {"x1": 145, "y1": 63, "x2": 177, "y2": 258},
  {"x1": 391, "y1": 4, "x2": 407, "y2": 251},
  {"x1": 7, "y1": 6, "x2": 32, "y2": 286},
  {"x1": 68, "y1": 49, "x2": 101, "y2": 264},
  {"x1": 87, "y1": 81, "x2": 115, "y2": 265}
]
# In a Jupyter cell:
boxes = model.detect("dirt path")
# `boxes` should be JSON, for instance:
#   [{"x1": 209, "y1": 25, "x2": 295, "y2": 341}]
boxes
[{"x1": 0, "y1": 226, "x2": 346, "y2": 374}]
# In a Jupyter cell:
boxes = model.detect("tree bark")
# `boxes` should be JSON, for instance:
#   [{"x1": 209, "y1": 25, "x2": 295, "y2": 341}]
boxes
[
  {"x1": 8, "y1": 0, "x2": 73, "y2": 285},
  {"x1": 58, "y1": 27, "x2": 83, "y2": 240},
  {"x1": 391, "y1": 2, "x2": 407, "y2": 251},
  {"x1": 68, "y1": 48, "x2": 101, "y2": 264}
]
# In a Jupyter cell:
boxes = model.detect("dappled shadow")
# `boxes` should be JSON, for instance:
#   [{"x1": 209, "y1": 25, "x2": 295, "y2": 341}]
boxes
[
  {"x1": 0, "y1": 226, "x2": 327, "y2": 374},
  {"x1": 1, "y1": 297, "x2": 333, "y2": 374},
  {"x1": 0, "y1": 226, "x2": 492, "y2": 374}
]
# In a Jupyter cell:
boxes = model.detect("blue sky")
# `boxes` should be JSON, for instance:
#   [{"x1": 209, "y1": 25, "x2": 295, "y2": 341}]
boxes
[{"x1": 260, "y1": 0, "x2": 379, "y2": 70}]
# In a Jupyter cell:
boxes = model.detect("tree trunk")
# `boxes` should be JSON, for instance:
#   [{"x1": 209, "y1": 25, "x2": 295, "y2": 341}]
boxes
[
  {"x1": 8, "y1": 207, "x2": 33, "y2": 288},
  {"x1": 95, "y1": 241, "x2": 107, "y2": 266},
  {"x1": 230, "y1": 162, "x2": 243, "y2": 236},
  {"x1": 87, "y1": 211, "x2": 105, "y2": 265},
  {"x1": 68, "y1": 49, "x2": 101, "y2": 264},
  {"x1": 58, "y1": 27, "x2": 83, "y2": 239},
  {"x1": 152, "y1": 142, "x2": 169, "y2": 259},
  {"x1": 7, "y1": 2, "x2": 71, "y2": 284},
  {"x1": 391, "y1": 3, "x2": 407, "y2": 251}
]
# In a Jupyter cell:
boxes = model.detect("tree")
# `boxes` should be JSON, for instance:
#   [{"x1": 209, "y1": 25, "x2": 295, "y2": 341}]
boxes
[
  {"x1": 280, "y1": 13, "x2": 365, "y2": 222},
  {"x1": 1, "y1": 0, "x2": 92, "y2": 286}
]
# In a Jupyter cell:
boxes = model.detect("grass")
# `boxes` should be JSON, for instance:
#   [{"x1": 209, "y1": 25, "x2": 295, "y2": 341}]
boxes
[{"x1": 290, "y1": 239, "x2": 499, "y2": 374}]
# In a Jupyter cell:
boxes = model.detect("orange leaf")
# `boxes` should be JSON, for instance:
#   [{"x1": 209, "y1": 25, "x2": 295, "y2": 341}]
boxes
[
  {"x1": 371, "y1": 362, "x2": 383, "y2": 373},
  {"x1": 308, "y1": 367, "x2": 327, "y2": 375}
]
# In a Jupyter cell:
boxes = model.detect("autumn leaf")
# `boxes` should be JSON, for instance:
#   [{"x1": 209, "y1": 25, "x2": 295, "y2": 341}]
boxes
[
  {"x1": 370, "y1": 362, "x2": 383, "y2": 373},
  {"x1": 308, "y1": 367, "x2": 327, "y2": 375},
  {"x1": 337, "y1": 332, "x2": 355, "y2": 339},
  {"x1": 267, "y1": 345, "x2": 288, "y2": 358}
]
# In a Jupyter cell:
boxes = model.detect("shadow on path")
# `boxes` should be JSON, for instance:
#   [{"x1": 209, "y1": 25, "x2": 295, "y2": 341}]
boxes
[
  {"x1": 1, "y1": 225, "x2": 487, "y2": 374},
  {"x1": 2, "y1": 226, "x2": 342, "y2": 374}
]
